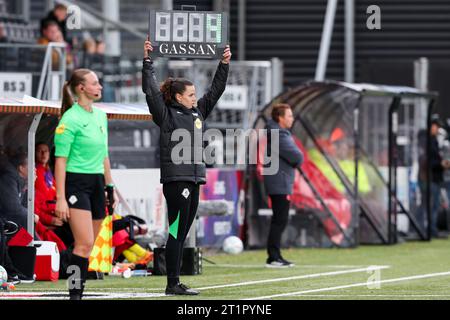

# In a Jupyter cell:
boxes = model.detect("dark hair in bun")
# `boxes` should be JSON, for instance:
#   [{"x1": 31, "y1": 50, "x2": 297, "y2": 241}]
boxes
[{"x1": 160, "y1": 77, "x2": 193, "y2": 105}]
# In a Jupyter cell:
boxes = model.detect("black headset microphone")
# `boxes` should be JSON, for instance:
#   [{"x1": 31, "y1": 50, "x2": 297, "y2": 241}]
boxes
[{"x1": 82, "y1": 88, "x2": 100, "y2": 98}]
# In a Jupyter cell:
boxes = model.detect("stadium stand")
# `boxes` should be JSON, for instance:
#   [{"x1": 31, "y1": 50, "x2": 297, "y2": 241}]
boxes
[{"x1": 0, "y1": 0, "x2": 38, "y2": 44}]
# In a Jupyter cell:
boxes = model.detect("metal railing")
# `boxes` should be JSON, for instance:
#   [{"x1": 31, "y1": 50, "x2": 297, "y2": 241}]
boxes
[{"x1": 0, "y1": 42, "x2": 66, "y2": 99}]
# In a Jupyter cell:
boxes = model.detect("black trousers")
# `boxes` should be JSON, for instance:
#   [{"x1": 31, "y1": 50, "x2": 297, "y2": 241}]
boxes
[
  {"x1": 267, "y1": 195, "x2": 290, "y2": 260},
  {"x1": 163, "y1": 181, "x2": 200, "y2": 282}
]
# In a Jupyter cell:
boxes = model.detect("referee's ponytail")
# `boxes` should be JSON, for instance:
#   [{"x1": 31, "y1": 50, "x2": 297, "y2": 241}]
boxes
[{"x1": 61, "y1": 69, "x2": 93, "y2": 116}]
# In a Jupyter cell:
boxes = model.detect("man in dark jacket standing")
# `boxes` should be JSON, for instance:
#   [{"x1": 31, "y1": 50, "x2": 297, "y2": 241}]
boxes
[{"x1": 264, "y1": 104, "x2": 303, "y2": 268}]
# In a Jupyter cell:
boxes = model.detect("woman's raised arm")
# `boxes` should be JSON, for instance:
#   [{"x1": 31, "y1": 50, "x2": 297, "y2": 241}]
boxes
[{"x1": 142, "y1": 36, "x2": 168, "y2": 126}]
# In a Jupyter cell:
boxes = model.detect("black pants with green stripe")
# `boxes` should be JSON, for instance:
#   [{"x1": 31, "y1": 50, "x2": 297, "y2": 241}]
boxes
[{"x1": 163, "y1": 181, "x2": 200, "y2": 283}]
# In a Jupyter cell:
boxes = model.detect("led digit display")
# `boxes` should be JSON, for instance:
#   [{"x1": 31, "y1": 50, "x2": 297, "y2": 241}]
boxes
[{"x1": 149, "y1": 10, "x2": 229, "y2": 59}]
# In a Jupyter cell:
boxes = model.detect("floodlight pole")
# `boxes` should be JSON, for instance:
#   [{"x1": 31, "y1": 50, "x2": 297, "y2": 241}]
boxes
[
  {"x1": 161, "y1": 0, "x2": 173, "y2": 10},
  {"x1": 315, "y1": 0, "x2": 338, "y2": 81},
  {"x1": 345, "y1": 0, "x2": 355, "y2": 83},
  {"x1": 238, "y1": 0, "x2": 246, "y2": 61},
  {"x1": 102, "y1": 0, "x2": 121, "y2": 56}
]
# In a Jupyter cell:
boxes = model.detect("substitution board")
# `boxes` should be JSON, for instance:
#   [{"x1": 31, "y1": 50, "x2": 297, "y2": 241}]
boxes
[{"x1": 149, "y1": 10, "x2": 229, "y2": 59}]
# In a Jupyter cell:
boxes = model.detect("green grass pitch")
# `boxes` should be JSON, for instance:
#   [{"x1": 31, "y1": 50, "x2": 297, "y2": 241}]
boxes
[{"x1": 6, "y1": 238, "x2": 450, "y2": 300}]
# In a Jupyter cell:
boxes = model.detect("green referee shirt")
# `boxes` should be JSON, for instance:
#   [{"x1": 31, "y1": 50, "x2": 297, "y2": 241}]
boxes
[{"x1": 54, "y1": 103, "x2": 108, "y2": 174}]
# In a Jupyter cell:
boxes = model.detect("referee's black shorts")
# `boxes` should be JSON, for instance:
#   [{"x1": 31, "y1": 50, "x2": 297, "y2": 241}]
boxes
[{"x1": 65, "y1": 173, "x2": 106, "y2": 220}]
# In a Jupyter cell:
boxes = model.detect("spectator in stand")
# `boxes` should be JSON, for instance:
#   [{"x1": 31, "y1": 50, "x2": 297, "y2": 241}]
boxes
[
  {"x1": 55, "y1": 28, "x2": 74, "y2": 72},
  {"x1": 81, "y1": 36, "x2": 105, "y2": 69},
  {"x1": 96, "y1": 39, "x2": 105, "y2": 55},
  {"x1": 0, "y1": 22, "x2": 7, "y2": 43},
  {"x1": 40, "y1": 3, "x2": 69, "y2": 43},
  {"x1": 38, "y1": 19, "x2": 64, "y2": 69},
  {"x1": 81, "y1": 37, "x2": 97, "y2": 68},
  {"x1": 38, "y1": 19, "x2": 74, "y2": 72},
  {"x1": 38, "y1": 19, "x2": 61, "y2": 45}
]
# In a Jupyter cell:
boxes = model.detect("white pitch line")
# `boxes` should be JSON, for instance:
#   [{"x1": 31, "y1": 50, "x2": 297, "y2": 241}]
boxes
[
  {"x1": 0, "y1": 292, "x2": 167, "y2": 300},
  {"x1": 5, "y1": 267, "x2": 388, "y2": 300},
  {"x1": 7, "y1": 266, "x2": 390, "y2": 300},
  {"x1": 245, "y1": 270, "x2": 450, "y2": 300},
  {"x1": 285, "y1": 294, "x2": 450, "y2": 298},
  {"x1": 14, "y1": 288, "x2": 165, "y2": 292},
  {"x1": 197, "y1": 266, "x2": 390, "y2": 291},
  {"x1": 83, "y1": 287, "x2": 165, "y2": 292},
  {"x1": 204, "y1": 264, "x2": 371, "y2": 269},
  {"x1": 85, "y1": 292, "x2": 167, "y2": 299}
]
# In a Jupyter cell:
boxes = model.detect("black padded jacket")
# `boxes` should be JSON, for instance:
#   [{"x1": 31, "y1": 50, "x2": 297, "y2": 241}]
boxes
[{"x1": 142, "y1": 58, "x2": 229, "y2": 184}]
